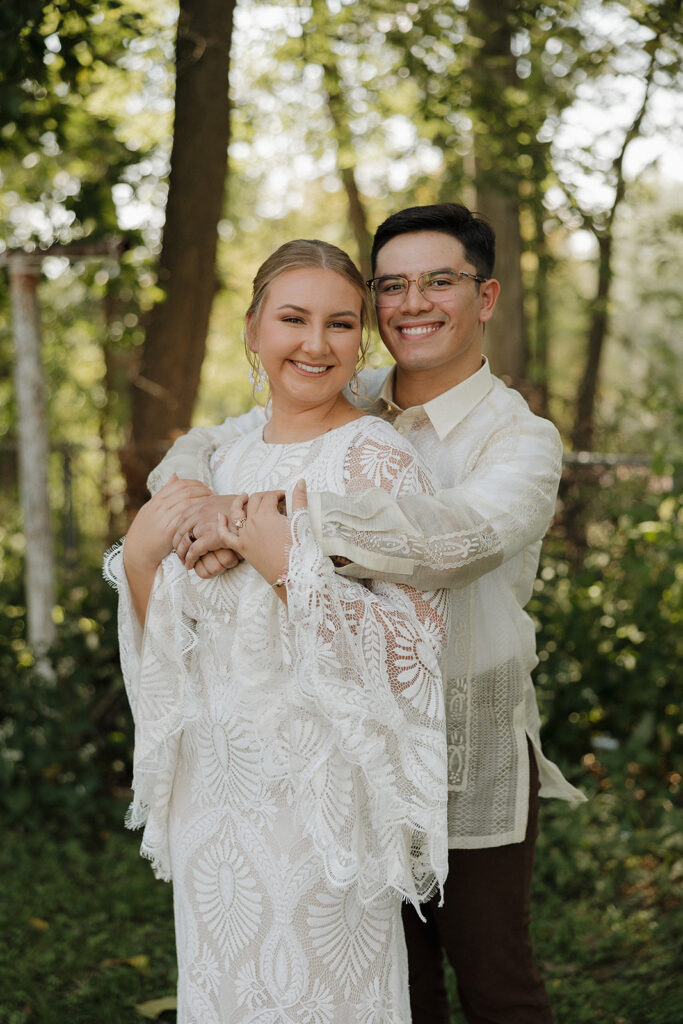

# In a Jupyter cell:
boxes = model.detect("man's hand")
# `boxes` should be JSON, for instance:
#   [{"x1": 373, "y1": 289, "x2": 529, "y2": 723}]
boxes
[
  {"x1": 173, "y1": 492, "x2": 242, "y2": 573},
  {"x1": 192, "y1": 548, "x2": 241, "y2": 580},
  {"x1": 125, "y1": 475, "x2": 214, "y2": 573}
]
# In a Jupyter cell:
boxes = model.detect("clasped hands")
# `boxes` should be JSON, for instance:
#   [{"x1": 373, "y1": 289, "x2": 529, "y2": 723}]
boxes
[
  {"x1": 129, "y1": 474, "x2": 308, "y2": 583},
  {"x1": 175, "y1": 481, "x2": 308, "y2": 584}
]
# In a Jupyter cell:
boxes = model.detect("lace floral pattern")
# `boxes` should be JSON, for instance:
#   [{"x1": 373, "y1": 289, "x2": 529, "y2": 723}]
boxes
[{"x1": 110, "y1": 415, "x2": 448, "y2": 1022}]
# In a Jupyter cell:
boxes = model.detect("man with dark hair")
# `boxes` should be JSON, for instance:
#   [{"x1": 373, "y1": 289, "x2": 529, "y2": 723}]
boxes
[
  {"x1": 148, "y1": 202, "x2": 585, "y2": 1023},
  {"x1": 371, "y1": 201, "x2": 496, "y2": 280}
]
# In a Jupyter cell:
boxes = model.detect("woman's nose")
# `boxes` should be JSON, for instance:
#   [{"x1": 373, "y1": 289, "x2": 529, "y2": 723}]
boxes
[{"x1": 300, "y1": 324, "x2": 330, "y2": 354}]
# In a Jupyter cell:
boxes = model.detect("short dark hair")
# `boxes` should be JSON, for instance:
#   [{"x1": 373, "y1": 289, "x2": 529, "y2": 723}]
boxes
[{"x1": 371, "y1": 202, "x2": 495, "y2": 280}]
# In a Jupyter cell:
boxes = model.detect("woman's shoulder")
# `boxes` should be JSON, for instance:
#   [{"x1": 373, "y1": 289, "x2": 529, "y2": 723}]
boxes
[
  {"x1": 343, "y1": 414, "x2": 419, "y2": 456},
  {"x1": 337, "y1": 415, "x2": 434, "y2": 496}
]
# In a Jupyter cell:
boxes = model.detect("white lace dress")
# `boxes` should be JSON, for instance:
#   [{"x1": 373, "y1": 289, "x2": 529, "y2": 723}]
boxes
[{"x1": 106, "y1": 415, "x2": 449, "y2": 1024}]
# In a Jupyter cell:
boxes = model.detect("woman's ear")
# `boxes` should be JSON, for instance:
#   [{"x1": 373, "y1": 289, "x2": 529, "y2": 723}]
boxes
[{"x1": 245, "y1": 312, "x2": 258, "y2": 353}]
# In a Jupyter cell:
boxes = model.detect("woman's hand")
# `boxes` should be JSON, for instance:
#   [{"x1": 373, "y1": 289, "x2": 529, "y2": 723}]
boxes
[
  {"x1": 123, "y1": 475, "x2": 214, "y2": 623},
  {"x1": 217, "y1": 482, "x2": 307, "y2": 602},
  {"x1": 221, "y1": 490, "x2": 290, "y2": 583}
]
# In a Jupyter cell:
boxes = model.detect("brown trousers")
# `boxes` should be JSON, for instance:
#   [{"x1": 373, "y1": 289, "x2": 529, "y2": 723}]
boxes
[{"x1": 402, "y1": 742, "x2": 554, "y2": 1024}]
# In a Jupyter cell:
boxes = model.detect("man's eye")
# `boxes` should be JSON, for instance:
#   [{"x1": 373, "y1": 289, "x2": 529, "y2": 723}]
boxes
[
  {"x1": 379, "y1": 279, "x2": 405, "y2": 293},
  {"x1": 426, "y1": 275, "x2": 456, "y2": 289}
]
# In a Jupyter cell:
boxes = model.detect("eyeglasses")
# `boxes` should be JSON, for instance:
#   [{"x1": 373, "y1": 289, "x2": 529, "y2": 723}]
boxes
[{"x1": 366, "y1": 269, "x2": 487, "y2": 307}]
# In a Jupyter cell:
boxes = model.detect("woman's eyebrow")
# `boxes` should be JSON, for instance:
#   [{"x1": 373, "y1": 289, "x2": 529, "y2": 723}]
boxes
[{"x1": 276, "y1": 304, "x2": 359, "y2": 318}]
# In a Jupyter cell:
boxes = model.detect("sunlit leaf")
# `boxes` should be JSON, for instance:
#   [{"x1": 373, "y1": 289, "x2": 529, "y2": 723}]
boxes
[
  {"x1": 28, "y1": 916, "x2": 50, "y2": 930},
  {"x1": 135, "y1": 995, "x2": 177, "y2": 1019}
]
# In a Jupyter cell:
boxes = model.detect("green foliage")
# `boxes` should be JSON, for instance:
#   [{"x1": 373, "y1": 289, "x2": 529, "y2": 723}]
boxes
[
  {"x1": 2, "y1": 793, "x2": 680, "y2": 1022},
  {"x1": 0, "y1": 831, "x2": 176, "y2": 1023},
  {"x1": 0, "y1": 471, "x2": 680, "y2": 1022},
  {"x1": 530, "y1": 476, "x2": 682, "y2": 805},
  {"x1": 0, "y1": 0, "x2": 151, "y2": 244},
  {"x1": 0, "y1": 574, "x2": 133, "y2": 838},
  {"x1": 445, "y1": 793, "x2": 683, "y2": 1023},
  {"x1": 531, "y1": 795, "x2": 682, "y2": 1024}
]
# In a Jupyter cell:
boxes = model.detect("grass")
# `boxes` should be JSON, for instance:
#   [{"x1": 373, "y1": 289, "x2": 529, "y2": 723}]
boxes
[
  {"x1": 3, "y1": 809, "x2": 177, "y2": 1024},
  {"x1": 2, "y1": 788, "x2": 681, "y2": 1023}
]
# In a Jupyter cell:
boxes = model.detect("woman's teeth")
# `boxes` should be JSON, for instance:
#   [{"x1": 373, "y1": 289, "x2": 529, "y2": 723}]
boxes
[{"x1": 292, "y1": 361, "x2": 329, "y2": 373}]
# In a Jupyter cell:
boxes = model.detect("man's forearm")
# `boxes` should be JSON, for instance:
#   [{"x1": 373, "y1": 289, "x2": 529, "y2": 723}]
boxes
[
  {"x1": 307, "y1": 429, "x2": 562, "y2": 590},
  {"x1": 146, "y1": 407, "x2": 267, "y2": 495}
]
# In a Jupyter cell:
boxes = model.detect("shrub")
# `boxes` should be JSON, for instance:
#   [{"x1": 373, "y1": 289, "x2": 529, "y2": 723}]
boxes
[
  {"x1": 531, "y1": 480, "x2": 682, "y2": 810},
  {"x1": 0, "y1": 576, "x2": 133, "y2": 837}
]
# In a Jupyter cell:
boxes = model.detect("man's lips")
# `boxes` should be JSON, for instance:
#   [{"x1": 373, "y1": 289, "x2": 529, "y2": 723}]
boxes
[{"x1": 394, "y1": 322, "x2": 443, "y2": 338}]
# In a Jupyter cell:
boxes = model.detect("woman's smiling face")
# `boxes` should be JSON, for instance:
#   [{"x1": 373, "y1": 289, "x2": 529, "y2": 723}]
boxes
[{"x1": 249, "y1": 267, "x2": 363, "y2": 411}]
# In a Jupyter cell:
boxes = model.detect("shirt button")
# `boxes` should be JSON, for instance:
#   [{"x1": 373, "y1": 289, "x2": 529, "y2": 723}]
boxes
[{"x1": 397, "y1": 425, "x2": 405, "y2": 434}]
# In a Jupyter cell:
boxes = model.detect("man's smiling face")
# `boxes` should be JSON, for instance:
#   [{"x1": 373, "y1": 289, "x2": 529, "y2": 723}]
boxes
[{"x1": 374, "y1": 230, "x2": 497, "y2": 390}]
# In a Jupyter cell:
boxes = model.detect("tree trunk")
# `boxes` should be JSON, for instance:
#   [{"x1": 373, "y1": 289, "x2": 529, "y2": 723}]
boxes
[
  {"x1": 469, "y1": 0, "x2": 526, "y2": 384},
  {"x1": 572, "y1": 233, "x2": 612, "y2": 451},
  {"x1": 321, "y1": 56, "x2": 372, "y2": 283},
  {"x1": 338, "y1": 165, "x2": 372, "y2": 285},
  {"x1": 476, "y1": 185, "x2": 526, "y2": 383},
  {"x1": 570, "y1": 51, "x2": 656, "y2": 452},
  {"x1": 529, "y1": 195, "x2": 551, "y2": 417},
  {"x1": 123, "y1": 0, "x2": 236, "y2": 510},
  {"x1": 9, "y1": 256, "x2": 56, "y2": 652}
]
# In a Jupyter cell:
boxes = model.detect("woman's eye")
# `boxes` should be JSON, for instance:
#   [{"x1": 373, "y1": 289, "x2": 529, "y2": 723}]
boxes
[
  {"x1": 330, "y1": 321, "x2": 354, "y2": 329},
  {"x1": 282, "y1": 316, "x2": 303, "y2": 324}
]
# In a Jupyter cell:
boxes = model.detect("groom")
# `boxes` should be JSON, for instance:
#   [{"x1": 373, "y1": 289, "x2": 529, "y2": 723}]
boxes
[{"x1": 148, "y1": 202, "x2": 585, "y2": 1024}]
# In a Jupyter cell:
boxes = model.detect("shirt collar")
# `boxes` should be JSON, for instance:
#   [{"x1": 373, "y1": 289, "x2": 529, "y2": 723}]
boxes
[{"x1": 379, "y1": 357, "x2": 493, "y2": 440}]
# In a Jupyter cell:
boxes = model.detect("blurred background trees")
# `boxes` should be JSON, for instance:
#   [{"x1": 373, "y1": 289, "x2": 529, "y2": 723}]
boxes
[
  {"x1": 0, "y1": 3, "x2": 681, "y2": 1017},
  {"x1": 1, "y1": 0, "x2": 681, "y2": 749},
  {"x1": 2, "y1": 0, "x2": 680, "y2": 504}
]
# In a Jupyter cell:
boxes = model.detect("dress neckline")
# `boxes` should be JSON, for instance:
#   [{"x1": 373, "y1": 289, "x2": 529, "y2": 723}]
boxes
[{"x1": 257, "y1": 413, "x2": 375, "y2": 448}]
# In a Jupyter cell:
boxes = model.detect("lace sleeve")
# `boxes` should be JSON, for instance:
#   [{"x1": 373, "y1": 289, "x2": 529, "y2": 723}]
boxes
[
  {"x1": 104, "y1": 541, "x2": 199, "y2": 881},
  {"x1": 232, "y1": 425, "x2": 449, "y2": 914}
]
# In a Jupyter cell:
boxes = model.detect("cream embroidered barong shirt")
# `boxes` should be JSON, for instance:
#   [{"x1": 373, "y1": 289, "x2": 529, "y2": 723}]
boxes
[{"x1": 149, "y1": 358, "x2": 586, "y2": 849}]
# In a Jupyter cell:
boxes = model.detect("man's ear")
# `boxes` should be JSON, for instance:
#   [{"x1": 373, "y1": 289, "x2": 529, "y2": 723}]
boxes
[{"x1": 479, "y1": 278, "x2": 500, "y2": 323}]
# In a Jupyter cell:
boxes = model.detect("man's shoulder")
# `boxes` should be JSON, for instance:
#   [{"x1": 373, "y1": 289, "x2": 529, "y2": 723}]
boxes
[
  {"x1": 482, "y1": 375, "x2": 561, "y2": 442},
  {"x1": 355, "y1": 365, "x2": 393, "y2": 401}
]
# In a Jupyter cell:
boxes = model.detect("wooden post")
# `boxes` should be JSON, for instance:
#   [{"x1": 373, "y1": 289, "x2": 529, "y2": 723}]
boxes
[{"x1": 8, "y1": 254, "x2": 57, "y2": 651}]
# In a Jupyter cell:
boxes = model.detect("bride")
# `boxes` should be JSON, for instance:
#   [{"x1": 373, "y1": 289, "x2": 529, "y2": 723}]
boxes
[{"x1": 106, "y1": 239, "x2": 449, "y2": 1023}]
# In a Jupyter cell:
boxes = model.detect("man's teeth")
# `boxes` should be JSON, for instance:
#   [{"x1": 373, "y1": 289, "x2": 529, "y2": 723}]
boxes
[
  {"x1": 292, "y1": 361, "x2": 329, "y2": 373},
  {"x1": 400, "y1": 325, "x2": 439, "y2": 336}
]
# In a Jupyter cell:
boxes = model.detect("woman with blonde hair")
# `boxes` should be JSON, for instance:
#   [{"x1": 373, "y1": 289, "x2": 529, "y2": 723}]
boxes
[{"x1": 106, "y1": 239, "x2": 448, "y2": 1022}]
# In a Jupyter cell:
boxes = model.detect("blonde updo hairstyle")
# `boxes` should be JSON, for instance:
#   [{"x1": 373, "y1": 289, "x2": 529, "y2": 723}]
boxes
[{"x1": 244, "y1": 239, "x2": 372, "y2": 390}]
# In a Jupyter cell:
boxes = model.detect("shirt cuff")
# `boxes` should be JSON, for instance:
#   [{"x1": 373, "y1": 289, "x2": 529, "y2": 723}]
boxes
[{"x1": 309, "y1": 489, "x2": 415, "y2": 577}]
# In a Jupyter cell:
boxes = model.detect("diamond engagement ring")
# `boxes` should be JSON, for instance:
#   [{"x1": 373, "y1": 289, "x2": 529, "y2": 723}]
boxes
[{"x1": 233, "y1": 518, "x2": 246, "y2": 529}]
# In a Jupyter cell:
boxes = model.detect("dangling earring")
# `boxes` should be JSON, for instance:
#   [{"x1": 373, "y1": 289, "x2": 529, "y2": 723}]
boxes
[
  {"x1": 348, "y1": 369, "x2": 360, "y2": 396},
  {"x1": 248, "y1": 361, "x2": 267, "y2": 392}
]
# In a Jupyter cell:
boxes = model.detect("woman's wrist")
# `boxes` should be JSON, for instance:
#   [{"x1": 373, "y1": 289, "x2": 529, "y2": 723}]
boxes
[{"x1": 123, "y1": 542, "x2": 163, "y2": 578}]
